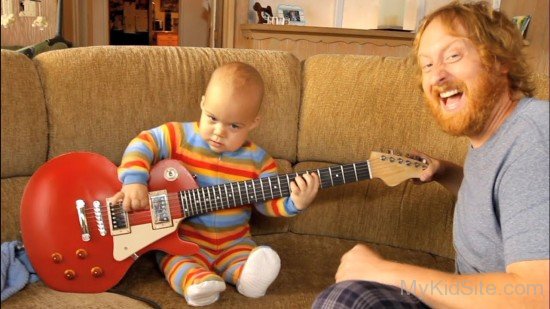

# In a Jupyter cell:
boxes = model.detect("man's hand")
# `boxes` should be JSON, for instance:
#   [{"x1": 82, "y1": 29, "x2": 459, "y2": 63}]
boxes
[
  {"x1": 107, "y1": 183, "x2": 149, "y2": 212},
  {"x1": 290, "y1": 172, "x2": 320, "y2": 210},
  {"x1": 335, "y1": 244, "x2": 389, "y2": 283},
  {"x1": 410, "y1": 150, "x2": 463, "y2": 196}
]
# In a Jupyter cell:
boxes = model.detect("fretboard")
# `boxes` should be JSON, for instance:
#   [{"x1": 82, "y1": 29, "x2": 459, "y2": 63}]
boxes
[{"x1": 179, "y1": 161, "x2": 371, "y2": 217}]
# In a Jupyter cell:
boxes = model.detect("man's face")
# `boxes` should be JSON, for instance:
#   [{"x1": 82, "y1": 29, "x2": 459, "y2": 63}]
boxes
[{"x1": 417, "y1": 18, "x2": 504, "y2": 137}]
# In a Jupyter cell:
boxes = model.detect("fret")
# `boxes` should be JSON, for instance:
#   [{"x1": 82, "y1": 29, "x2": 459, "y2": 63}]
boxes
[
  {"x1": 329, "y1": 168, "x2": 334, "y2": 187},
  {"x1": 217, "y1": 185, "x2": 224, "y2": 209},
  {"x1": 244, "y1": 181, "x2": 250, "y2": 204},
  {"x1": 206, "y1": 187, "x2": 212, "y2": 212},
  {"x1": 317, "y1": 169, "x2": 322, "y2": 189},
  {"x1": 286, "y1": 174, "x2": 291, "y2": 193},
  {"x1": 340, "y1": 166, "x2": 346, "y2": 184},
  {"x1": 268, "y1": 177, "x2": 274, "y2": 199},
  {"x1": 199, "y1": 189, "x2": 208, "y2": 211},
  {"x1": 259, "y1": 179, "x2": 265, "y2": 201},
  {"x1": 230, "y1": 182, "x2": 237, "y2": 206},
  {"x1": 251, "y1": 180, "x2": 257, "y2": 202},
  {"x1": 237, "y1": 182, "x2": 244, "y2": 205},
  {"x1": 190, "y1": 191, "x2": 195, "y2": 215},
  {"x1": 277, "y1": 176, "x2": 283, "y2": 197},
  {"x1": 223, "y1": 184, "x2": 229, "y2": 209},
  {"x1": 353, "y1": 163, "x2": 358, "y2": 182},
  {"x1": 191, "y1": 189, "x2": 198, "y2": 215}
]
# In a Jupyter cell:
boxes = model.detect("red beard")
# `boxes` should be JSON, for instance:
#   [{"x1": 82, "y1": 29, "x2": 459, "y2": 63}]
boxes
[{"x1": 424, "y1": 68, "x2": 505, "y2": 137}]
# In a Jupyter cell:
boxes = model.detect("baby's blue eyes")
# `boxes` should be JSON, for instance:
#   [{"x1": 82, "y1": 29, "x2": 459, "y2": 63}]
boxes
[{"x1": 208, "y1": 116, "x2": 241, "y2": 129}]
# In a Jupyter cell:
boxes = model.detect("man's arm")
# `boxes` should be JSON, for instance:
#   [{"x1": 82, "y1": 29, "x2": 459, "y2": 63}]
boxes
[{"x1": 336, "y1": 244, "x2": 549, "y2": 308}]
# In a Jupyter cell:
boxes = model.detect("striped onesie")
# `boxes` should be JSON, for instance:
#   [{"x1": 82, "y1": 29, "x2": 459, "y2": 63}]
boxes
[{"x1": 118, "y1": 121, "x2": 299, "y2": 296}]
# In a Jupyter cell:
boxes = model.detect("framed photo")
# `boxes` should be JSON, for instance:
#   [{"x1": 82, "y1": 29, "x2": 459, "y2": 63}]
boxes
[
  {"x1": 278, "y1": 4, "x2": 305, "y2": 25},
  {"x1": 160, "y1": 0, "x2": 178, "y2": 12},
  {"x1": 512, "y1": 15, "x2": 531, "y2": 38}
]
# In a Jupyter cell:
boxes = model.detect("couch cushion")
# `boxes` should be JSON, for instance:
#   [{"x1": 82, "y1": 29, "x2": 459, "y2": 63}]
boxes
[
  {"x1": 299, "y1": 54, "x2": 469, "y2": 166},
  {"x1": 33, "y1": 46, "x2": 301, "y2": 164},
  {"x1": 2, "y1": 282, "x2": 152, "y2": 308},
  {"x1": 0, "y1": 177, "x2": 29, "y2": 242},
  {"x1": 111, "y1": 233, "x2": 454, "y2": 308},
  {"x1": 1, "y1": 50, "x2": 48, "y2": 178}
]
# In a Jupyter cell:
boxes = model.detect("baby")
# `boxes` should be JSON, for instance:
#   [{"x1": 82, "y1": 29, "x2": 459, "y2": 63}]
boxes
[{"x1": 109, "y1": 62, "x2": 319, "y2": 306}]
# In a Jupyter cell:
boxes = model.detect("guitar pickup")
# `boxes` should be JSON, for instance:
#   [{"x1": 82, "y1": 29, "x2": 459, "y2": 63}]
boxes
[
  {"x1": 149, "y1": 190, "x2": 173, "y2": 230},
  {"x1": 107, "y1": 200, "x2": 131, "y2": 236}
]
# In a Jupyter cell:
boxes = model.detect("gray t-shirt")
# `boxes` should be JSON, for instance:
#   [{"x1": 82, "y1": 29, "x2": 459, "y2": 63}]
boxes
[{"x1": 454, "y1": 97, "x2": 549, "y2": 274}]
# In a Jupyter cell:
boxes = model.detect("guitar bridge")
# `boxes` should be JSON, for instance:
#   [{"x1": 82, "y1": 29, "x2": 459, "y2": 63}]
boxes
[
  {"x1": 149, "y1": 190, "x2": 173, "y2": 229},
  {"x1": 75, "y1": 199, "x2": 91, "y2": 241}
]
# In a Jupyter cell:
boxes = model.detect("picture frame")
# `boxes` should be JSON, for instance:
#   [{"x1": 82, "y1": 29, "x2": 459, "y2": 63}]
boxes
[
  {"x1": 512, "y1": 15, "x2": 531, "y2": 38},
  {"x1": 277, "y1": 4, "x2": 305, "y2": 26},
  {"x1": 160, "y1": 0, "x2": 178, "y2": 12}
]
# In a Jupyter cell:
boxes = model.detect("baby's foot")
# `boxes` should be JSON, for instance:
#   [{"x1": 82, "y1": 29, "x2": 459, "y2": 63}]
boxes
[
  {"x1": 185, "y1": 280, "x2": 226, "y2": 306},
  {"x1": 237, "y1": 246, "x2": 281, "y2": 298}
]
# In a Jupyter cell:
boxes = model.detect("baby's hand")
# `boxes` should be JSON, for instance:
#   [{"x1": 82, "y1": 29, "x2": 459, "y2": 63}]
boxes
[
  {"x1": 107, "y1": 183, "x2": 149, "y2": 212},
  {"x1": 290, "y1": 172, "x2": 320, "y2": 210}
]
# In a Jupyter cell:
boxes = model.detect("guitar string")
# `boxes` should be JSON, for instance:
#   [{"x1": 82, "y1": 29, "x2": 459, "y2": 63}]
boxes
[
  {"x1": 83, "y1": 158, "x2": 423, "y2": 227},
  {"x1": 82, "y1": 163, "x2": 373, "y2": 218},
  {"x1": 81, "y1": 163, "x2": 374, "y2": 227},
  {"x1": 81, "y1": 158, "x2": 418, "y2": 228}
]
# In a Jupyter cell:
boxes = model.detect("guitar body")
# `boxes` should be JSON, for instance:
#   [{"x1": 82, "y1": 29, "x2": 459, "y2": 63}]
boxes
[{"x1": 20, "y1": 152, "x2": 199, "y2": 293}]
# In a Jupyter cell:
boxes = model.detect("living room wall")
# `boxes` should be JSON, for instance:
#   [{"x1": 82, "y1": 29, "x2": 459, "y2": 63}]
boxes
[{"x1": 0, "y1": 0, "x2": 57, "y2": 47}]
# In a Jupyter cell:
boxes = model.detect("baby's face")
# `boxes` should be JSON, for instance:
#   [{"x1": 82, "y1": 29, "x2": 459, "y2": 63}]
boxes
[{"x1": 199, "y1": 85, "x2": 261, "y2": 153}]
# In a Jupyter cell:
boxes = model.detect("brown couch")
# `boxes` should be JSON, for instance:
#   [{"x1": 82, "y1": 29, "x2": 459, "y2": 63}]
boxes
[{"x1": 2, "y1": 46, "x2": 548, "y2": 308}]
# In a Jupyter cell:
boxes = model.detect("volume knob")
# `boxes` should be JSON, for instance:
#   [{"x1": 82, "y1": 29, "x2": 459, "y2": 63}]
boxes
[
  {"x1": 91, "y1": 267, "x2": 104, "y2": 278},
  {"x1": 64, "y1": 269, "x2": 76, "y2": 280}
]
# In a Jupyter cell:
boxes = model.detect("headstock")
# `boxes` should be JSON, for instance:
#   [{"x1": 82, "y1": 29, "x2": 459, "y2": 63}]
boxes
[{"x1": 368, "y1": 150, "x2": 428, "y2": 187}]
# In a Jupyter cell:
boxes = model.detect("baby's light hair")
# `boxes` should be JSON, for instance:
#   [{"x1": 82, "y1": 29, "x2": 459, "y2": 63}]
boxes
[{"x1": 207, "y1": 62, "x2": 265, "y2": 113}]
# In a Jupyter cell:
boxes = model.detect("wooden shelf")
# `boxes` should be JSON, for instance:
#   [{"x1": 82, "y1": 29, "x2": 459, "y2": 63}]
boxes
[{"x1": 239, "y1": 24, "x2": 416, "y2": 61}]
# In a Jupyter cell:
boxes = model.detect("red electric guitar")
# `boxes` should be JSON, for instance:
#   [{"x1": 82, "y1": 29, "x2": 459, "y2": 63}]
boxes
[{"x1": 20, "y1": 151, "x2": 427, "y2": 293}]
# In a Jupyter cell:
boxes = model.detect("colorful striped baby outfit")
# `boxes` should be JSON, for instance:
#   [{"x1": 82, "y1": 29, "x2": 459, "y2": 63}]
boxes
[{"x1": 118, "y1": 121, "x2": 297, "y2": 296}]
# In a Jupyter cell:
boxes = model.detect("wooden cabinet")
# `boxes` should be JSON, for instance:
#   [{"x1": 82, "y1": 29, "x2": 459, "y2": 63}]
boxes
[
  {"x1": 156, "y1": 32, "x2": 179, "y2": 46},
  {"x1": 238, "y1": 24, "x2": 415, "y2": 61}
]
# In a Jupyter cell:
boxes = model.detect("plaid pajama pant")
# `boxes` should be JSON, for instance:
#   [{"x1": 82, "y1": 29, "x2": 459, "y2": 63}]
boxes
[{"x1": 312, "y1": 280, "x2": 430, "y2": 309}]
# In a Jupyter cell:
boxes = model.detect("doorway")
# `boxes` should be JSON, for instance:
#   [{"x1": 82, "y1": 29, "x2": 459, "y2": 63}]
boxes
[{"x1": 108, "y1": 0, "x2": 180, "y2": 46}]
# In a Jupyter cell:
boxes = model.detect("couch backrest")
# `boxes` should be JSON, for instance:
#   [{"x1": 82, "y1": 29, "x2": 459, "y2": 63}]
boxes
[
  {"x1": 33, "y1": 46, "x2": 302, "y2": 164},
  {"x1": 1, "y1": 50, "x2": 48, "y2": 177},
  {"x1": 1, "y1": 50, "x2": 49, "y2": 242},
  {"x1": 294, "y1": 54, "x2": 549, "y2": 259}
]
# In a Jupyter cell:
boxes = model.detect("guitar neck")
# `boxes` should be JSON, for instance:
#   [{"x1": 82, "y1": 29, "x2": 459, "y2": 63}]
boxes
[{"x1": 180, "y1": 161, "x2": 371, "y2": 217}]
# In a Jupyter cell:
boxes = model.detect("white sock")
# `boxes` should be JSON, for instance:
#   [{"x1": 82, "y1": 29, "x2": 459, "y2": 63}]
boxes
[
  {"x1": 237, "y1": 246, "x2": 281, "y2": 298},
  {"x1": 185, "y1": 280, "x2": 226, "y2": 307}
]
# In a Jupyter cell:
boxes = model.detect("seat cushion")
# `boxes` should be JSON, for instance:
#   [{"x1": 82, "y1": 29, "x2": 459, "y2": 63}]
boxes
[{"x1": 112, "y1": 233, "x2": 454, "y2": 308}]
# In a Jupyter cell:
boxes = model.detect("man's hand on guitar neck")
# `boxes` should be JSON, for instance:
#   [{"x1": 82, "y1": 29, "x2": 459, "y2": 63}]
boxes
[
  {"x1": 108, "y1": 183, "x2": 150, "y2": 212},
  {"x1": 410, "y1": 150, "x2": 464, "y2": 197}
]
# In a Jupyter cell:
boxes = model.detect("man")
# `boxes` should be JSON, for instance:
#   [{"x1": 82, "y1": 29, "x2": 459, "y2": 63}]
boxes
[{"x1": 313, "y1": 1, "x2": 549, "y2": 308}]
